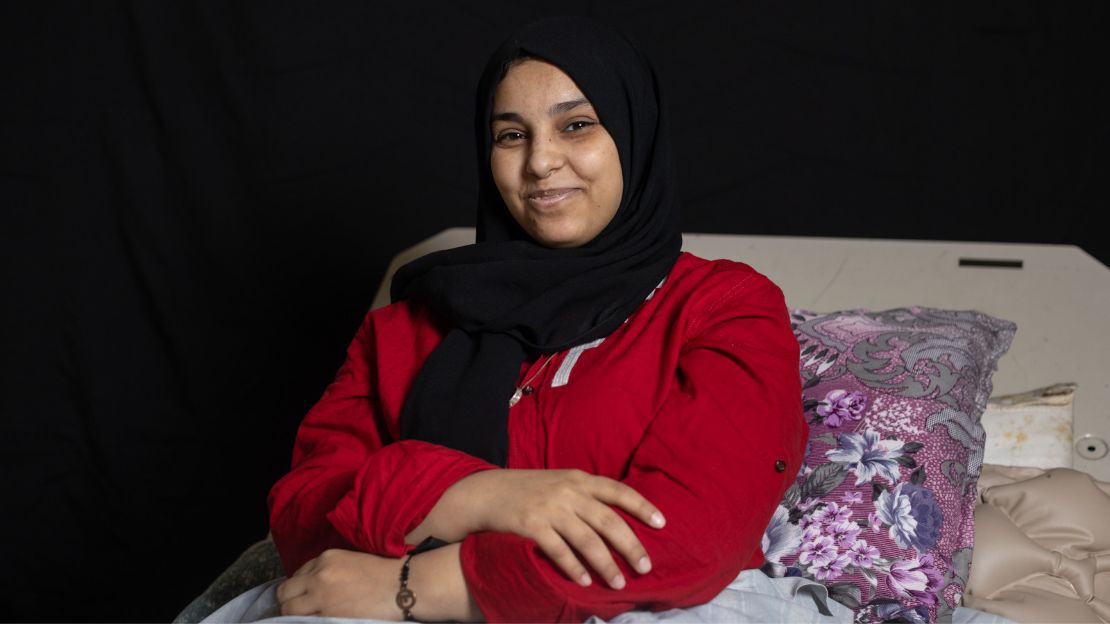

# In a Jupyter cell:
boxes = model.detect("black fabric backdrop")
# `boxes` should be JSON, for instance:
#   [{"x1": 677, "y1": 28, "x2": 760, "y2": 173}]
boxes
[{"x1": 1, "y1": 1, "x2": 1106, "y2": 621}]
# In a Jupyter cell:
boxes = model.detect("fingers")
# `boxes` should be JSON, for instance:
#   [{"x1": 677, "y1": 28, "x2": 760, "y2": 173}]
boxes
[
  {"x1": 483, "y1": 469, "x2": 668, "y2": 591},
  {"x1": 532, "y1": 529, "x2": 593, "y2": 588},
  {"x1": 578, "y1": 505, "x2": 652, "y2": 579},
  {"x1": 562, "y1": 512, "x2": 630, "y2": 589},
  {"x1": 276, "y1": 577, "x2": 304, "y2": 603},
  {"x1": 276, "y1": 578, "x2": 312, "y2": 615},
  {"x1": 279, "y1": 595, "x2": 319, "y2": 617},
  {"x1": 546, "y1": 472, "x2": 665, "y2": 590},
  {"x1": 589, "y1": 476, "x2": 666, "y2": 530}
]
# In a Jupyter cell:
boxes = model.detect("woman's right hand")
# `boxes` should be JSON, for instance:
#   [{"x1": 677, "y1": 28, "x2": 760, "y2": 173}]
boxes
[{"x1": 449, "y1": 469, "x2": 666, "y2": 589}]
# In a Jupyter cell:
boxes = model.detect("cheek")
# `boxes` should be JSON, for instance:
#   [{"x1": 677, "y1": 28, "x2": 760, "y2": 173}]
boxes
[{"x1": 581, "y1": 142, "x2": 623, "y2": 218}]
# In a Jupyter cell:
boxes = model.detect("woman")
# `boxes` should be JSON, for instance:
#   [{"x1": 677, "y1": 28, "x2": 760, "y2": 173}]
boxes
[{"x1": 264, "y1": 16, "x2": 805, "y2": 623}]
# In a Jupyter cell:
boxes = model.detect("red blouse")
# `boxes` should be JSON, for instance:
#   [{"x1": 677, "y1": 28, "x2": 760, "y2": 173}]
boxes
[{"x1": 268, "y1": 252, "x2": 806, "y2": 622}]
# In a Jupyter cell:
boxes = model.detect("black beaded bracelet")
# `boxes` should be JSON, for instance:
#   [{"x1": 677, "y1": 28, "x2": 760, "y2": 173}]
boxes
[
  {"x1": 396, "y1": 554, "x2": 418, "y2": 621},
  {"x1": 396, "y1": 536, "x2": 448, "y2": 622}
]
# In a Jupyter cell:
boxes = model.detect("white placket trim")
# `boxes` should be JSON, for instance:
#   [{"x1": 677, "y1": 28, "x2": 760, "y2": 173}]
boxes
[
  {"x1": 550, "y1": 277, "x2": 666, "y2": 388},
  {"x1": 551, "y1": 338, "x2": 604, "y2": 388}
]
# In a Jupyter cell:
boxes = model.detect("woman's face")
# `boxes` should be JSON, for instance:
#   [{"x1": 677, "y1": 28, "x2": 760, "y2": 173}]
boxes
[{"x1": 490, "y1": 59, "x2": 623, "y2": 248}]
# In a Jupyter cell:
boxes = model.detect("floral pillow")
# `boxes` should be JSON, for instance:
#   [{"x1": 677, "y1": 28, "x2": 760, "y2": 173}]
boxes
[{"x1": 761, "y1": 307, "x2": 1016, "y2": 623}]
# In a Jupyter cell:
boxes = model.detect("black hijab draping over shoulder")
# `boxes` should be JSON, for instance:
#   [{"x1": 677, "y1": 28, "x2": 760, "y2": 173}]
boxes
[{"x1": 390, "y1": 16, "x2": 682, "y2": 466}]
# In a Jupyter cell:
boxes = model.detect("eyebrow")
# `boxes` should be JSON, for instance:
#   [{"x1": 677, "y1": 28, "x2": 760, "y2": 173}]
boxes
[
  {"x1": 549, "y1": 98, "x2": 591, "y2": 116},
  {"x1": 491, "y1": 98, "x2": 594, "y2": 123}
]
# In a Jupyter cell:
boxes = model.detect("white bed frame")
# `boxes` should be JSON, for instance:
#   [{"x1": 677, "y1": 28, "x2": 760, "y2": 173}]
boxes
[{"x1": 373, "y1": 228, "x2": 1110, "y2": 481}]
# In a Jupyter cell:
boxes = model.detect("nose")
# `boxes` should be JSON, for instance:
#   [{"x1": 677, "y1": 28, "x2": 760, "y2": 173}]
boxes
[{"x1": 525, "y1": 133, "x2": 565, "y2": 179}]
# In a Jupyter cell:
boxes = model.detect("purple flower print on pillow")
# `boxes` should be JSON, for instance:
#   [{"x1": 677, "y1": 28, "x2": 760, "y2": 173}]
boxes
[
  {"x1": 825, "y1": 428, "x2": 905, "y2": 485},
  {"x1": 798, "y1": 533, "x2": 851, "y2": 581},
  {"x1": 874, "y1": 603, "x2": 930, "y2": 624},
  {"x1": 887, "y1": 554, "x2": 945, "y2": 605},
  {"x1": 828, "y1": 519, "x2": 861, "y2": 549},
  {"x1": 841, "y1": 491, "x2": 863, "y2": 505},
  {"x1": 809, "y1": 500, "x2": 853, "y2": 526},
  {"x1": 811, "y1": 551, "x2": 851, "y2": 581},
  {"x1": 876, "y1": 482, "x2": 944, "y2": 553},
  {"x1": 779, "y1": 428, "x2": 951, "y2": 619},
  {"x1": 846, "y1": 539, "x2": 880, "y2": 568},
  {"x1": 816, "y1": 389, "x2": 867, "y2": 427},
  {"x1": 867, "y1": 509, "x2": 883, "y2": 534},
  {"x1": 798, "y1": 534, "x2": 837, "y2": 569}
]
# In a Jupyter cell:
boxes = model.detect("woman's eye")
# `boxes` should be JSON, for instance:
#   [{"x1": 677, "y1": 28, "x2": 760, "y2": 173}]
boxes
[
  {"x1": 565, "y1": 120, "x2": 595, "y2": 132},
  {"x1": 495, "y1": 131, "x2": 525, "y2": 144}
]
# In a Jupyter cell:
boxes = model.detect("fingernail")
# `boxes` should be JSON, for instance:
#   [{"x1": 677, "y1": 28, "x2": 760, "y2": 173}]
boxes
[
  {"x1": 610, "y1": 574, "x2": 626, "y2": 590},
  {"x1": 578, "y1": 573, "x2": 592, "y2": 587},
  {"x1": 637, "y1": 556, "x2": 652, "y2": 574},
  {"x1": 650, "y1": 512, "x2": 665, "y2": 528}
]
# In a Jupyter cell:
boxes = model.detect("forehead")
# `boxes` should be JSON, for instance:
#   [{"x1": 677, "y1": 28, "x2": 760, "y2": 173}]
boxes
[{"x1": 492, "y1": 59, "x2": 592, "y2": 113}]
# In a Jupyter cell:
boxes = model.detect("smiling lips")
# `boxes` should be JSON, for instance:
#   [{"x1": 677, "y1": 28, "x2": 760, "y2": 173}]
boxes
[{"x1": 526, "y1": 188, "x2": 579, "y2": 208}]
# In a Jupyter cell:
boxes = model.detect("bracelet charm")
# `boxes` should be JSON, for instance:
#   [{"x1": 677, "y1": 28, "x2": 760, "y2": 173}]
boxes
[{"x1": 396, "y1": 536, "x2": 446, "y2": 621}]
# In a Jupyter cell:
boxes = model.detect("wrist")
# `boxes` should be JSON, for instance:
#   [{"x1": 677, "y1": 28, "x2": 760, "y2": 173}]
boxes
[
  {"x1": 398, "y1": 537, "x2": 451, "y2": 621},
  {"x1": 393, "y1": 556, "x2": 412, "y2": 621},
  {"x1": 406, "y1": 469, "x2": 498, "y2": 546},
  {"x1": 406, "y1": 543, "x2": 482, "y2": 622},
  {"x1": 444, "y1": 469, "x2": 495, "y2": 534}
]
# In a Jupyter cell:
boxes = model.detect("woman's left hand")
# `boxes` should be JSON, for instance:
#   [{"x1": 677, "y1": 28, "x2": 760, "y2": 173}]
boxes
[{"x1": 276, "y1": 549, "x2": 404, "y2": 620}]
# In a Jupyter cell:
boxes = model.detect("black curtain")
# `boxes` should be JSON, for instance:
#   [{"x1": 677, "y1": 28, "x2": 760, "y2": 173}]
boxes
[{"x1": 2, "y1": 1, "x2": 1106, "y2": 620}]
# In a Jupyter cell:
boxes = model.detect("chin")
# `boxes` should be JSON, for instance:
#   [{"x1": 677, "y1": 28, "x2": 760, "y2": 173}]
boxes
[{"x1": 525, "y1": 219, "x2": 591, "y2": 248}]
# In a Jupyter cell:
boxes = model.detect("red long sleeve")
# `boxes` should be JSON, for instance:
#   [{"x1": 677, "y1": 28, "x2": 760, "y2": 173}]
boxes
[
  {"x1": 268, "y1": 302, "x2": 495, "y2": 574},
  {"x1": 460, "y1": 263, "x2": 806, "y2": 622}
]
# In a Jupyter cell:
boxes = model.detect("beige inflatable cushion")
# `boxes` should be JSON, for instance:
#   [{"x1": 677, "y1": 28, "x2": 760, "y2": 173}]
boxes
[{"x1": 965, "y1": 465, "x2": 1110, "y2": 623}]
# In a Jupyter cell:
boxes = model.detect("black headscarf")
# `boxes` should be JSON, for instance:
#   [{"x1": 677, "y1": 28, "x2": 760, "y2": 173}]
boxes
[{"x1": 390, "y1": 16, "x2": 682, "y2": 466}]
